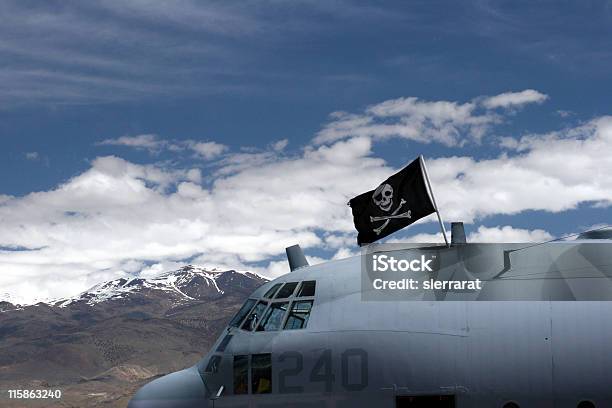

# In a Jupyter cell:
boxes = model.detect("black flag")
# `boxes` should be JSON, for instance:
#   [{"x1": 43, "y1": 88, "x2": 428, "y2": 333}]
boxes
[{"x1": 348, "y1": 156, "x2": 436, "y2": 245}]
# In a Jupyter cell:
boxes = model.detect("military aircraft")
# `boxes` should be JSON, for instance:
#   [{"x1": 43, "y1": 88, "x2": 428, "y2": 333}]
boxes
[{"x1": 128, "y1": 223, "x2": 612, "y2": 408}]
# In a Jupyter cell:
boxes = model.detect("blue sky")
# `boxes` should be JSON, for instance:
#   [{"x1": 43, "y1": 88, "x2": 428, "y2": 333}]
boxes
[{"x1": 2, "y1": 1, "x2": 612, "y2": 302}]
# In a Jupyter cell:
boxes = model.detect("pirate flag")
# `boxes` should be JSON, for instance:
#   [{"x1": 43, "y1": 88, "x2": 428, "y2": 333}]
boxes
[{"x1": 348, "y1": 156, "x2": 437, "y2": 245}]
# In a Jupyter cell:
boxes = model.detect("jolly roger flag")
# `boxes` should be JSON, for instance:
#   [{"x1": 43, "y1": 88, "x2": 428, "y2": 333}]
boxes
[{"x1": 348, "y1": 156, "x2": 437, "y2": 245}]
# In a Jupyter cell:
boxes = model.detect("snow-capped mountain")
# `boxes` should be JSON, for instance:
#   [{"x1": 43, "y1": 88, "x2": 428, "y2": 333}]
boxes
[
  {"x1": 51, "y1": 265, "x2": 267, "y2": 307},
  {"x1": 0, "y1": 264, "x2": 269, "y2": 408}
]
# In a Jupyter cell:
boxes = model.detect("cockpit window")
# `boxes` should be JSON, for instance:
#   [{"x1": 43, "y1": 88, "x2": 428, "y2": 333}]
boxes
[
  {"x1": 256, "y1": 302, "x2": 289, "y2": 331},
  {"x1": 296, "y1": 280, "x2": 316, "y2": 297},
  {"x1": 232, "y1": 280, "x2": 316, "y2": 333},
  {"x1": 205, "y1": 355, "x2": 221, "y2": 373},
  {"x1": 263, "y1": 283, "x2": 282, "y2": 299},
  {"x1": 241, "y1": 300, "x2": 268, "y2": 331},
  {"x1": 229, "y1": 299, "x2": 256, "y2": 327},
  {"x1": 275, "y1": 282, "x2": 299, "y2": 298},
  {"x1": 284, "y1": 300, "x2": 313, "y2": 330},
  {"x1": 233, "y1": 355, "x2": 249, "y2": 394},
  {"x1": 251, "y1": 354, "x2": 272, "y2": 394}
]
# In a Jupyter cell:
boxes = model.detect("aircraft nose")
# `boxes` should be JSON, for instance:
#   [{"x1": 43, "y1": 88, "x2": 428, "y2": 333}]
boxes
[{"x1": 128, "y1": 366, "x2": 208, "y2": 408}]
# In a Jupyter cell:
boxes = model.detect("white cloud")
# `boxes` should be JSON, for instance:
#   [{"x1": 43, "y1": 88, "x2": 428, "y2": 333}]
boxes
[
  {"x1": 498, "y1": 136, "x2": 519, "y2": 149},
  {"x1": 323, "y1": 233, "x2": 354, "y2": 249},
  {"x1": 314, "y1": 98, "x2": 497, "y2": 146},
  {"x1": 0, "y1": 2, "x2": 265, "y2": 106},
  {"x1": 388, "y1": 232, "x2": 445, "y2": 244},
  {"x1": 468, "y1": 226, "x2": 552, "y2": 243},
  {"x1": 314, "y1": 90, "x2": 547, "y2": 146},
  {"x1": 186, "y1": 168, "x2": 202, "y2": 184},
  {"x1": 187, "y1": 141, "x2": 228, "y2": 160},
  {"x1": 331, "y1": 247, "x2": 359, "y2": 260},
  {"x1": 0, "y1": 1, "x2": 399, "y2": 107},
  {"x1": 425, "y1": 116, "x2": 612, "y2": 222},
  {"x1": 482, "y1": 89, "x2": 548, "y2": 110},
  {"x1": 139, "y1": 261, "x2": 189, "y2": 279},
  {"x1": 213, "y1": 151, "x2": 279, "y2": 176},
  {"x1": 25, "y1": 151, "x2": 39, "y2": 160},
  {"x1": 3, "y1": 95, "x2": 612, "y2": 304},
  {"x1": 99, "y1": 134, "x2": 164, "y2": 151},
  {"x1": 0, "y1": 138, "x2": 390, "y2": 302},
  {"x1": 99, "y1": 134, "x2": 227, "y2": 160},
  {"x1": 272, "y1": 139, "x2": 289, "y2": 151},
  {"x1": 398, "y1": 225, "x2": 552, "y2": 244},
  {"x1": 262, "y1": 260, "x2": 291, "y2": 279}
]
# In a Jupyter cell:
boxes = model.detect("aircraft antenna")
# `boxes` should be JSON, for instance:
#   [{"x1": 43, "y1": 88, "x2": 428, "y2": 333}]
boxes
[{"x1": 286, "y1": 244, "x2": 309, "y2": 271}]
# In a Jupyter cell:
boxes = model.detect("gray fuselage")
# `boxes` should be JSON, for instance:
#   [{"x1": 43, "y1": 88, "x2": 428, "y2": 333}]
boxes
[{"x1": 129, "y1": 240, "x2": 612, "y2": 407}]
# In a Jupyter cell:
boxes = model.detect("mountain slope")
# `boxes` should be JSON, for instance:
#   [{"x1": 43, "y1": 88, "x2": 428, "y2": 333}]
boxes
[{"x1": 0, "y1": 266, "x2": 268, "y2": 407}]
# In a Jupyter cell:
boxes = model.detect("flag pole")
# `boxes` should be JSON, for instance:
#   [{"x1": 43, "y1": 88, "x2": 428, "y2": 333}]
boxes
[{"x1": 419, "y1": 155, "x2": 450, "y2": 248}]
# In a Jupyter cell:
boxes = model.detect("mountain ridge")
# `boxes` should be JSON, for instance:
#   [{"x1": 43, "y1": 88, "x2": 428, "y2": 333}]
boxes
[
  {"x1": 50, "y1": 265, "x2": 266, "y2": 307},
  {"x1": 0, "y1": 265, "x2": 267, "y2": 308},
  {"x1": 0, "y1": 264, "x2": 270, "y2": 408}
]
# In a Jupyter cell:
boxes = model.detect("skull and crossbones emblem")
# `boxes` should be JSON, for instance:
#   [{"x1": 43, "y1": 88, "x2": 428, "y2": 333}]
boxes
[
  {"x1": 370, "y1": 183, "x2": 412, "y2": 235},
  {"x1": 372, "y1": 183, "x2": 394, "y2": 212}
]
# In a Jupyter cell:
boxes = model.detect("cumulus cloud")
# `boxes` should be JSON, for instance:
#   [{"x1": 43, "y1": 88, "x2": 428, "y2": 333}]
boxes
[
  {"x1": 481, "y1": 89, "x2": 548, "y2": 110},
  {"x1": 0, "y1": 138, "x2": 390, "y2": 302},
  {"x1": 314, "y1": 90, "x2": 548, "y2": 146},
  {"x1": 411, "y1": 117, "x2": 612, "y2": 223},
  {"x1": 3, "y1": 94, "x2": 611, "y2": 303}
]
